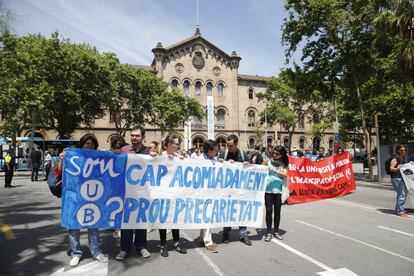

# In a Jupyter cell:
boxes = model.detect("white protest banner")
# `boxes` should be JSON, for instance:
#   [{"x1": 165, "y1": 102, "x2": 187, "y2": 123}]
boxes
[
  {"x1": 400, "y1": 163, "x2": 414, "y2": 206},
  {"x1": 61, "y1": 148, "x2": 267, "y2": 229}
]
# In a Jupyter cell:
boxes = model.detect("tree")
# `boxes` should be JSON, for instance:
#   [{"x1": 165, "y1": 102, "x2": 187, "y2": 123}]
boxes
[
  {"x1": 257, "y1": 67, "x2": 331, "y2": 150},
  {"x1": 374, "y1": 0, "x2": 414, "y2": 81},
  {"x1": 0, "y1": 0, "x2": 15, "y2": 34},
  {"x1": 282, "y1": 0, "x2": 383, "y2": 178},
  {"x1": 0, "y1": 32, "x2": 114, "y2": 139},
  {"x1": 152, "y1": 89, "x2": 204, "y2": 134}
]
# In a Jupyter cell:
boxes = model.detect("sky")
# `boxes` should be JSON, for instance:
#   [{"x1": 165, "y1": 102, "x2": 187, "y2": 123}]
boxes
[{"x1": 6, "y1": 0, "x2": 295, "y2": 77}]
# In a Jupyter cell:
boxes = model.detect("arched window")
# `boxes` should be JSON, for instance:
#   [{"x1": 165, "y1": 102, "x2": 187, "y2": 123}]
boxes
[
  {"x1": 216, "y1": 109, "x2": 226, "y2": 128},
  {"x1": 217, "y1": 83, "x2": 224, "y2": 97},
  {"x1": 248, "y1": 88, "x2": 254, "y2": 99},
  {"x1": 329, "y1": 137, "x2": 334, "y2": 150},
  {"x1": 192, "y1": 137, "x2": 205, "y2": 149},
  {"x1": 249, "y1": 138, "x2": 255, "y2": 149},
  {"x1": 267, "y1": 137, "x2": 273, "y2": 147},
  {"x1": 171, "y1": 79, "x2": 178, "y2": 89},
  {"x1": 248, "y1": 110, "x2": 255, "y2": 127},
  {"x1": 216, "y1": 137, "x2": 226, "y2": 150},
  {"x1": 206, "y1": 82, "x2": 213, "y2": 96},
  {"x1": 283, "y1": 137, "x2": 289, "y2": 148},
  {"x1": 195, "y1": 81, "x2": 201, "y2": 96},
  {"x1": 183, "y1": 80, "x2": 190, "y2": 96},
  {"x1": 299, "y1": 137, "x2": 306, "y2": 149}
]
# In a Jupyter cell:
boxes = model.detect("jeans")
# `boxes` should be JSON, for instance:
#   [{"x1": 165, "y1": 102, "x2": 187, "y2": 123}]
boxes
[
  {"x1": 223, "y1": 226, "x2": 247, "y2": 238},
  {"x1": 68, "y1": 229, "x2": 102, "y2": 258},
  {"x1": 120, "y1": 229, "x2": 147, "y2": 252},
  {"x1": 391, "y1": 177, "x2": 407, "y2": 214}
]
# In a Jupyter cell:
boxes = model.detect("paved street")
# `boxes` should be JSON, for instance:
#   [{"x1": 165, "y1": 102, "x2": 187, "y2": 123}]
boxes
[{"x1": 1, "y1": 171, "x2": 413, "y2": 276}]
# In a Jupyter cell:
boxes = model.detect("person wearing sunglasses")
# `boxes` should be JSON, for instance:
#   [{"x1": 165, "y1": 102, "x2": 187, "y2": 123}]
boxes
[{"x1": 262, "y1": 145, "x2": 288, "y2": 242}]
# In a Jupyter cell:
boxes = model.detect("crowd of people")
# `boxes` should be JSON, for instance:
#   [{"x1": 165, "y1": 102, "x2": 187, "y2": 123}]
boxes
[
  {"x1": 2, "y1": 126, "x2": 412, "y2": 267},
  {"x1": 59, "y1": 127, "x2": 290, "y2": 267}
]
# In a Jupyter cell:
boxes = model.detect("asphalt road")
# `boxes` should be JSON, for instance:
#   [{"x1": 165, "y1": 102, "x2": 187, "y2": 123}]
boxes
[{"x1": 0, "y1": 176, "x2": 413, "y2": 276}]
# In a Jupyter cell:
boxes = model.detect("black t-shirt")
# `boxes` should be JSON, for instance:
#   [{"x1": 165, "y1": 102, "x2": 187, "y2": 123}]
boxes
[
  {"x1": 134, "y1": 145, "x2": 150, "y2": 155},
  {"x1": 30, "y1": 149, "x2": 42, "y2": 164},
  {"x1": 391, "y1": 155, "x2": 406, "y2": 178},
  {"x1": 219, "y1": 149, "x2": 248, "y2": 163}
]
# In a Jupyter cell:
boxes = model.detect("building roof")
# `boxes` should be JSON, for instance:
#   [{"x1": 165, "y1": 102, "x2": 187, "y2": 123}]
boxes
[{"x1": 237, "y1": 74, "x2": 270, "y2": 82}]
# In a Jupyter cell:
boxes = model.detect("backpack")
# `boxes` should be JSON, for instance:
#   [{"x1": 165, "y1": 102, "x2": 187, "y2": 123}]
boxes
[
  {"x1": 47, "y1": 159, "x2": 62, "y2": 198},
  {"x1": 384, "y1": 157, "x2": 393, "y2": 175}
]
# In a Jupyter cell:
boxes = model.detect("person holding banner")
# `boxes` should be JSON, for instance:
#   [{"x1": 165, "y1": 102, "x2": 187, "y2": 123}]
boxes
[
  {"x1": 262, "y1": 146, "x2": 288, "y2": 242},
  {"x1": 116, "y1": 126, "x2": 152, "y2": 261},
  {"x1": 158, "y1": 133, "x2": 187, "y2": 257},
  {"x1": 197, "y1": 139, "x2": 219, "y2": 253},
  {"x1": 219, "y1": 134, "x2": 252, "y2": 246},
  {"x1": 390, "y1": 144, "x2": 408, "y2": 217},
  {"x1": 68, "y1": 133, "x2": 108, "y2": 267}
]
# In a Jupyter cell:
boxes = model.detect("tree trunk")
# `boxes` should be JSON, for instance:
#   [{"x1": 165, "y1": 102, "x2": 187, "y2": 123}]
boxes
[{"x1": 353, "y1": 76, "x2": 373, "y2": 180}]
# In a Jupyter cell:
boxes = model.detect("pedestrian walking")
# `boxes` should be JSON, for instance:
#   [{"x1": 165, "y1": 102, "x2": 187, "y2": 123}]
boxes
[
  {"x1": 29, "y1": 147, "x2": 42, "y2": 181},
  {"x1": 389, "y1": 144, "x2": 408, "y2": 217}
]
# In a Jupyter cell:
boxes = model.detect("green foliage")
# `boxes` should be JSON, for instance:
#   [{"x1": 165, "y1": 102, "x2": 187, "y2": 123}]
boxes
[
  {"x1": 0, "y1": 32, "x2": 204, "y2": 139},
  {"x1": 152, "y1": 90, "x2": 204, "y2": 133},
  {"x1": 257, "y1": 66, "x2": 332, "y2": 149}
]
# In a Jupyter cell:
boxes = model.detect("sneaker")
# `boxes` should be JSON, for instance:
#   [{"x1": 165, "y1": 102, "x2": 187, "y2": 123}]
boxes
[
  {"x1": 116, "y1": 250, "x2": 128, "y2": 261},
  {"x1": 174, "y1": 242, "x2": 187, "y2": 254},
  {"x1": 94, "y1": 254, "x2": 108, "y2": 263},
  {"x1": 264, "y1": 233, "x2": 272, "y2": 242},
  {"x1": 160, "y1": 245, "x2": 169, "y2": 257},
  {"x1": 206, "y1": 244, "x2": 218, "y2": 253},
  {"x1": 69, "y1": 256, "x2": 80, "y2": 267},
  {"x1": 398, "y1": 212, "x2": 409, "y2": 218},
  {"x1": 273, "y1": 233, "x2": 284, "y2": 240},
  {"x1": 140, "y1": 248, "x2": 151, "y2": 258},
  {"x1": 240, "y1": 236, "x2": 252, "y2": 246},
  {"x1": 222, "y1": 232, "x2": 230, "y2": 244}
]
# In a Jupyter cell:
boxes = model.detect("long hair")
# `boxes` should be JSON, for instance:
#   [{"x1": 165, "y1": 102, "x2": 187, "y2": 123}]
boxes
[
  {"x1": 78, "y1": 133, "x2": 99, "y2": 149},
  {"x1": 272, "y1": 145, "x2": 288, "y2": 167}
]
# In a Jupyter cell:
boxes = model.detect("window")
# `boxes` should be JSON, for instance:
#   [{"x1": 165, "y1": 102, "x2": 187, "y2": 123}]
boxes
[
  {"x1": 192, "y1": 137, "x2": 205, "y2": 149},
  {"x1": 299, "y1": 137, "x2": 306, "y2": 149},
  {"x1": 216, "y1": 109, "x2": 226, "y2": 128},
  {"x1": 109, "y1": 111, "x2": 121, "y2": 124},
  {"x1": 195, "y1": 81, "x2": 201, "y2": 96},
  {"x1": 217, "y1": 83, "x2": 224, "y2": 97},
  {"x1": 283, "y1": 137, "x2": 289, "y2": 148},
  {"x1": 248, "y1": 110, "x2": 255, "y2": 127},
  {"x1": 193, "y1": 117, "x2": 203, "y2": 129},
  {"x1": 267, "y1": 138, "x2": 273, "y2": 147},
  {"x1": 248, "y1": 88, "x2": 254, "y2": 99},
  {"x1": 249, "y1": 138, "x2": 255, "y2": 149},
  {"x1": 206, "y1": 82, "x2": 213, "y2": 96},
  {"x1": 329, "y1": 137, "x2": 334, "y2": 150},
  {"x1": 216, "y1": 137, "x2": 226, "y2": 150},
  {"x1": 298, "y1": 113, "x2": 305, "y2": 128},
  {"x1": 183, "y1": 80, "x2": 190, "y2": 96},
  {"x1": 171, "y1": 79, "x2": 178, "y2": 89}
]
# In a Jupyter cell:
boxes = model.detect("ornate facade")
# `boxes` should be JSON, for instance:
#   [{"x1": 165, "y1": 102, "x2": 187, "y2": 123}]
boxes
[{"x1": 51, "y1": 29, "x2": 337, "y2": 151}]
